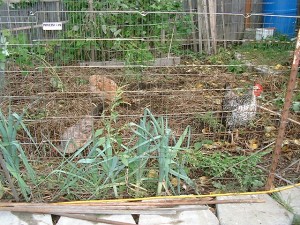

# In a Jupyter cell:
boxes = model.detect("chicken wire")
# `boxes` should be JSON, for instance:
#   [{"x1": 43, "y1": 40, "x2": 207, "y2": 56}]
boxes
[{"x1": 0, "y1": 0, "x2": 299, "y2": 201}]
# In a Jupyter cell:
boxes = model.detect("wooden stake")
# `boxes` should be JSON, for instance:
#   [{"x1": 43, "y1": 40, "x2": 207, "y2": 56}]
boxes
[
  {"x1": 208, "y1": 0, "x2": 217, "y2": 54},
  {"x1": 220, "y1": 0, "x2": 227, "y2": 48},
  {"x1": 202, "y1": 0, "x2": 211, "y2": 54},
  {"x1": 245, "y1": 0, "x2": 252, "y2": 29},
  {"x1": 197, "y1": 0, "x2": 203, "y2": 53},
  {"x1": 188, "y1": 0, "x2": 198, "y2": 52},
  {"x1": 88, "y1": 0, "x2": 95, "y2": 61}
]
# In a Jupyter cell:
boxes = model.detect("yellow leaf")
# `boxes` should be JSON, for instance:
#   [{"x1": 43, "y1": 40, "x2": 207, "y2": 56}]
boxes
[
  {"x1": 248, "y1": 139, "x2": 259, "y2": 150},
  {"x1": 199, "y1": 176, "x2": 209, "y2": 186},
  {"x1": 275, "y1": 64, "x2": 283, "y2": 70},
  {"x1": 147, "y1": 169, "x2": 158, "y2": 178},
  {"x1": 195, "y1": 83, "x2": 204, "y2": 89},
  {"x1": 171, "y1": 177, "x2": 179, "y2": 186},
  {"x1": 265, "y1": 133, "x2": 271, "y2": 138}
]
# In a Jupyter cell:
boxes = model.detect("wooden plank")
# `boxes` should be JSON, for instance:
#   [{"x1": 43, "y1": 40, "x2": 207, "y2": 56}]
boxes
[
  {"x1": 196, "y1": 0, "x2": 203, "y2": 53},
  {"x1": 79, "y1": 60, "x2": 126, "y2": 67},
  {"x1": 220, "y1": 0, "x2": 227, "y2": 47},
  {"x1": 4, "y1": 20, "x2": 68, "y2": 32},
  {"x1": 88, "y1": 0, "x2": 96, "y2": 61},
  {"x1": 202, "y1": 0, "x2": 211, "y2": 54},
  {"x1": 188, "y1": 0, "x2": 198, "y2": 52},
  {"x1": 237, "y1": 0, "x2": 246, "y2": 40},
  {"x1": 79, "y1": 57, "x2": 181, "y2": 68},
  {"x1": 0, "y1": 198, "x2": 265, "y2": 208},
  {"x1": 208, "y1": 0, "x2": 217, "y2": 53},
  {"x1": 245, "y1": 0, "x2": 253, "y2": 28},
  {"x1": 0, "y1": 206, "x2": 177, "y2": 215},
  {"x1": 153, "y1": 57, "x2": 181, "y2": 66}
]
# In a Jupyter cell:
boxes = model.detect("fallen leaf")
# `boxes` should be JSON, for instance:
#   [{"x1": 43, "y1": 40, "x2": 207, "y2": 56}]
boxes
[
  {"x1": 265, "y1": 133, "x2": 272, "y2": 138},
  {"x1": 264, "y1": 126, "x2": 276, "y2": 133},
  {"x1": 147, "y1": 169, "x2": 158, "y2": 178},
  {"x1": 275, "y1": 64, "x2": 283, "y2": 70},
  {"x1": 171, "y1": 177, "x2": 180, "y2": 186},
  {"x1": 195, "y1": 83, "x2": 204, "y2": 89},
  {"x1": 198, "y1": 176, "x2": 210, "y2": 186},
  {"x1": 293, "y1": 139, "x2": 300, "y2": 145},
  {"x1": 283, "y1": 140, "x2": 290, "y2": 145},
  {"x1": 0, "y1": 181, "x2": 4, "y2": 199},
  {"x1": 202, "y1": 128, "x2": 210, "y2": 134},
  {"x1": 248, "y1": 139, "x2": 259, "y2": 150}
]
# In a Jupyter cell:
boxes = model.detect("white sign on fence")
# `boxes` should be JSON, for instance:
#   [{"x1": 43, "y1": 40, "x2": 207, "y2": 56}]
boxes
[{"x1": 42, "y1": 22, "x2": 62, "y2": 31}]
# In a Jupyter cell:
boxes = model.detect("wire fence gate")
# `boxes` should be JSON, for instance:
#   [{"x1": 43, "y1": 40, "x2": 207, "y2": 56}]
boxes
[{"x1": 0, "y1": 0, "x2": 299, "y2": 202}]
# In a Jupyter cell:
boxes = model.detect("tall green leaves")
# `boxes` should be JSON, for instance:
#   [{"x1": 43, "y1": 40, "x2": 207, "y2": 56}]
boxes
[
  {"x1": 127, "y1": 108, "x2": 194, "y2": 196},
  {"x1": 43, "y1": 108, "x2": 194, "y2": 200},
  {"x1": 0, "y1": 109, "x2": 36, "y2": 201}
]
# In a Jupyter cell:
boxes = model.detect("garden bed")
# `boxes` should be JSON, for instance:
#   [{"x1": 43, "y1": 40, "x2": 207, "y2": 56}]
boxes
[{"x1": 1, "y1": 59, "x2": 300, "y2": 202}]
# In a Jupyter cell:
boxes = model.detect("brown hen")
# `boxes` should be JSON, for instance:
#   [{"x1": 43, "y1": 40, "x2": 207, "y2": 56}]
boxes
[{"x1": 89, "y1": 75, "x2": 118, "y2": 103}]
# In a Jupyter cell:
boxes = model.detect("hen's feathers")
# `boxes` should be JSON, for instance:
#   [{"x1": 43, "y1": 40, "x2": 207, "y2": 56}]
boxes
[
  {"x1": 89, "y1": 75, "x2": 118, "y2": 102},
  {"x1": 222, "y1": 84, "x2": 257, "y2": 129}
]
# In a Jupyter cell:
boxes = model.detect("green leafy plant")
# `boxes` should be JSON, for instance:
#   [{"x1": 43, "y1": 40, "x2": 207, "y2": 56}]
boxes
[
  {"x1": 0, "y1": 32, "x2": 8, "y2": 70},
  {"x1": 126, "y1": 108, "x2": 194, "y2": 196},
  {"x1": 1, "y1": 30, "x2": 64, "y2": 90},
  {"x1": 50, "y1": 0, "x2": 192, "y2": 64},
  {"x1": 1, "y1": 30, "x2": 33, "y2": 73},
  {"x1": 272, "y1": 87, "x2": 300, "y2": 112},
  {"x1": 193, "y1": 139, "x2": 214, "y2": 151},
  {"x1": 0, "y1": 109, "x2": 37, "y2": 201},
  {"x1": 196, "y1": 112, "x2": 224, "y2": 131},
  {"x1": 208, "y1": 47, "x2": 233, "y2": 65},
  {"x1": 187, "y1": 151, "x2": 268, "y2": 192},
  {"x1": 292, "y1": 92, "x2": 300, "y2": 112},
  {"x1": 10, "y1": 0, "x2": 38, "y2": 9},
  {"x1": 227, "y1": 59, "x2": 247, "y2": 74},
  {"x1": 41, "y1": 106, "x2": 195, "y2": 200},
  {"x1": 79, "y1": 129, "x2": 124, "y2": 198},
  {"x1": 293, "y1": 215, "x2": 300, "y2": 225},
  {"x1": 235, "y1": 38, "x2": 294, "y2": 67},
  {"x1": 44, "y1": 90, "x2": 126, "y2": 199}
]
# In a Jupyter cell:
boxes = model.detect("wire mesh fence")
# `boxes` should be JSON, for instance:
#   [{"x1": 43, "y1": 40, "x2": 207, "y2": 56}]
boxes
[{"x1": 0, "y1": 0, "x2": 299, "y2": 202}]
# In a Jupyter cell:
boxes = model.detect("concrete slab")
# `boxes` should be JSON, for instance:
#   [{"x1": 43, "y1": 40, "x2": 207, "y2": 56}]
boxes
[
  {"x1": 139, "y1": 206, "x2": 219, "y2": 225},
  {"x1": 56, "y1": 214, "x2": 136, "y2": 225},
  {"x1": 278, "y1": 187, "x2": 300, "y2": 215},
  {"x1": 0, "y1": 211, "x2": 53, "y2": 225},
  {"x1": 216, "y1": 194, "x2": 293, "y2": 225}
]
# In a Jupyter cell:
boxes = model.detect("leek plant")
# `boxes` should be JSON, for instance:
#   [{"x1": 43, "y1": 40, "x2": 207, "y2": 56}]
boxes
[
  {"x1": 0, "y1": 109, "x2": 36, "y2": 201},
  {"x1": 43, "y1": 107, "x2": 195, "y2": 200},
  {"x1": 127, "y1": 108, "x2": 194, "y2": 196}
]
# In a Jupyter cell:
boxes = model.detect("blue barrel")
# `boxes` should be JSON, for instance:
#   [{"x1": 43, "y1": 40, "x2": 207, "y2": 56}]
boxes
[{"x1": 263, "y1": 0, "x2": 297, "y2": 38}]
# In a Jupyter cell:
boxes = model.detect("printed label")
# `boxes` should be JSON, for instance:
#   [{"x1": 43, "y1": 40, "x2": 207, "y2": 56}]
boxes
[{"x1": 43, "y1": 22, "x2": 63, "y2": 31}]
